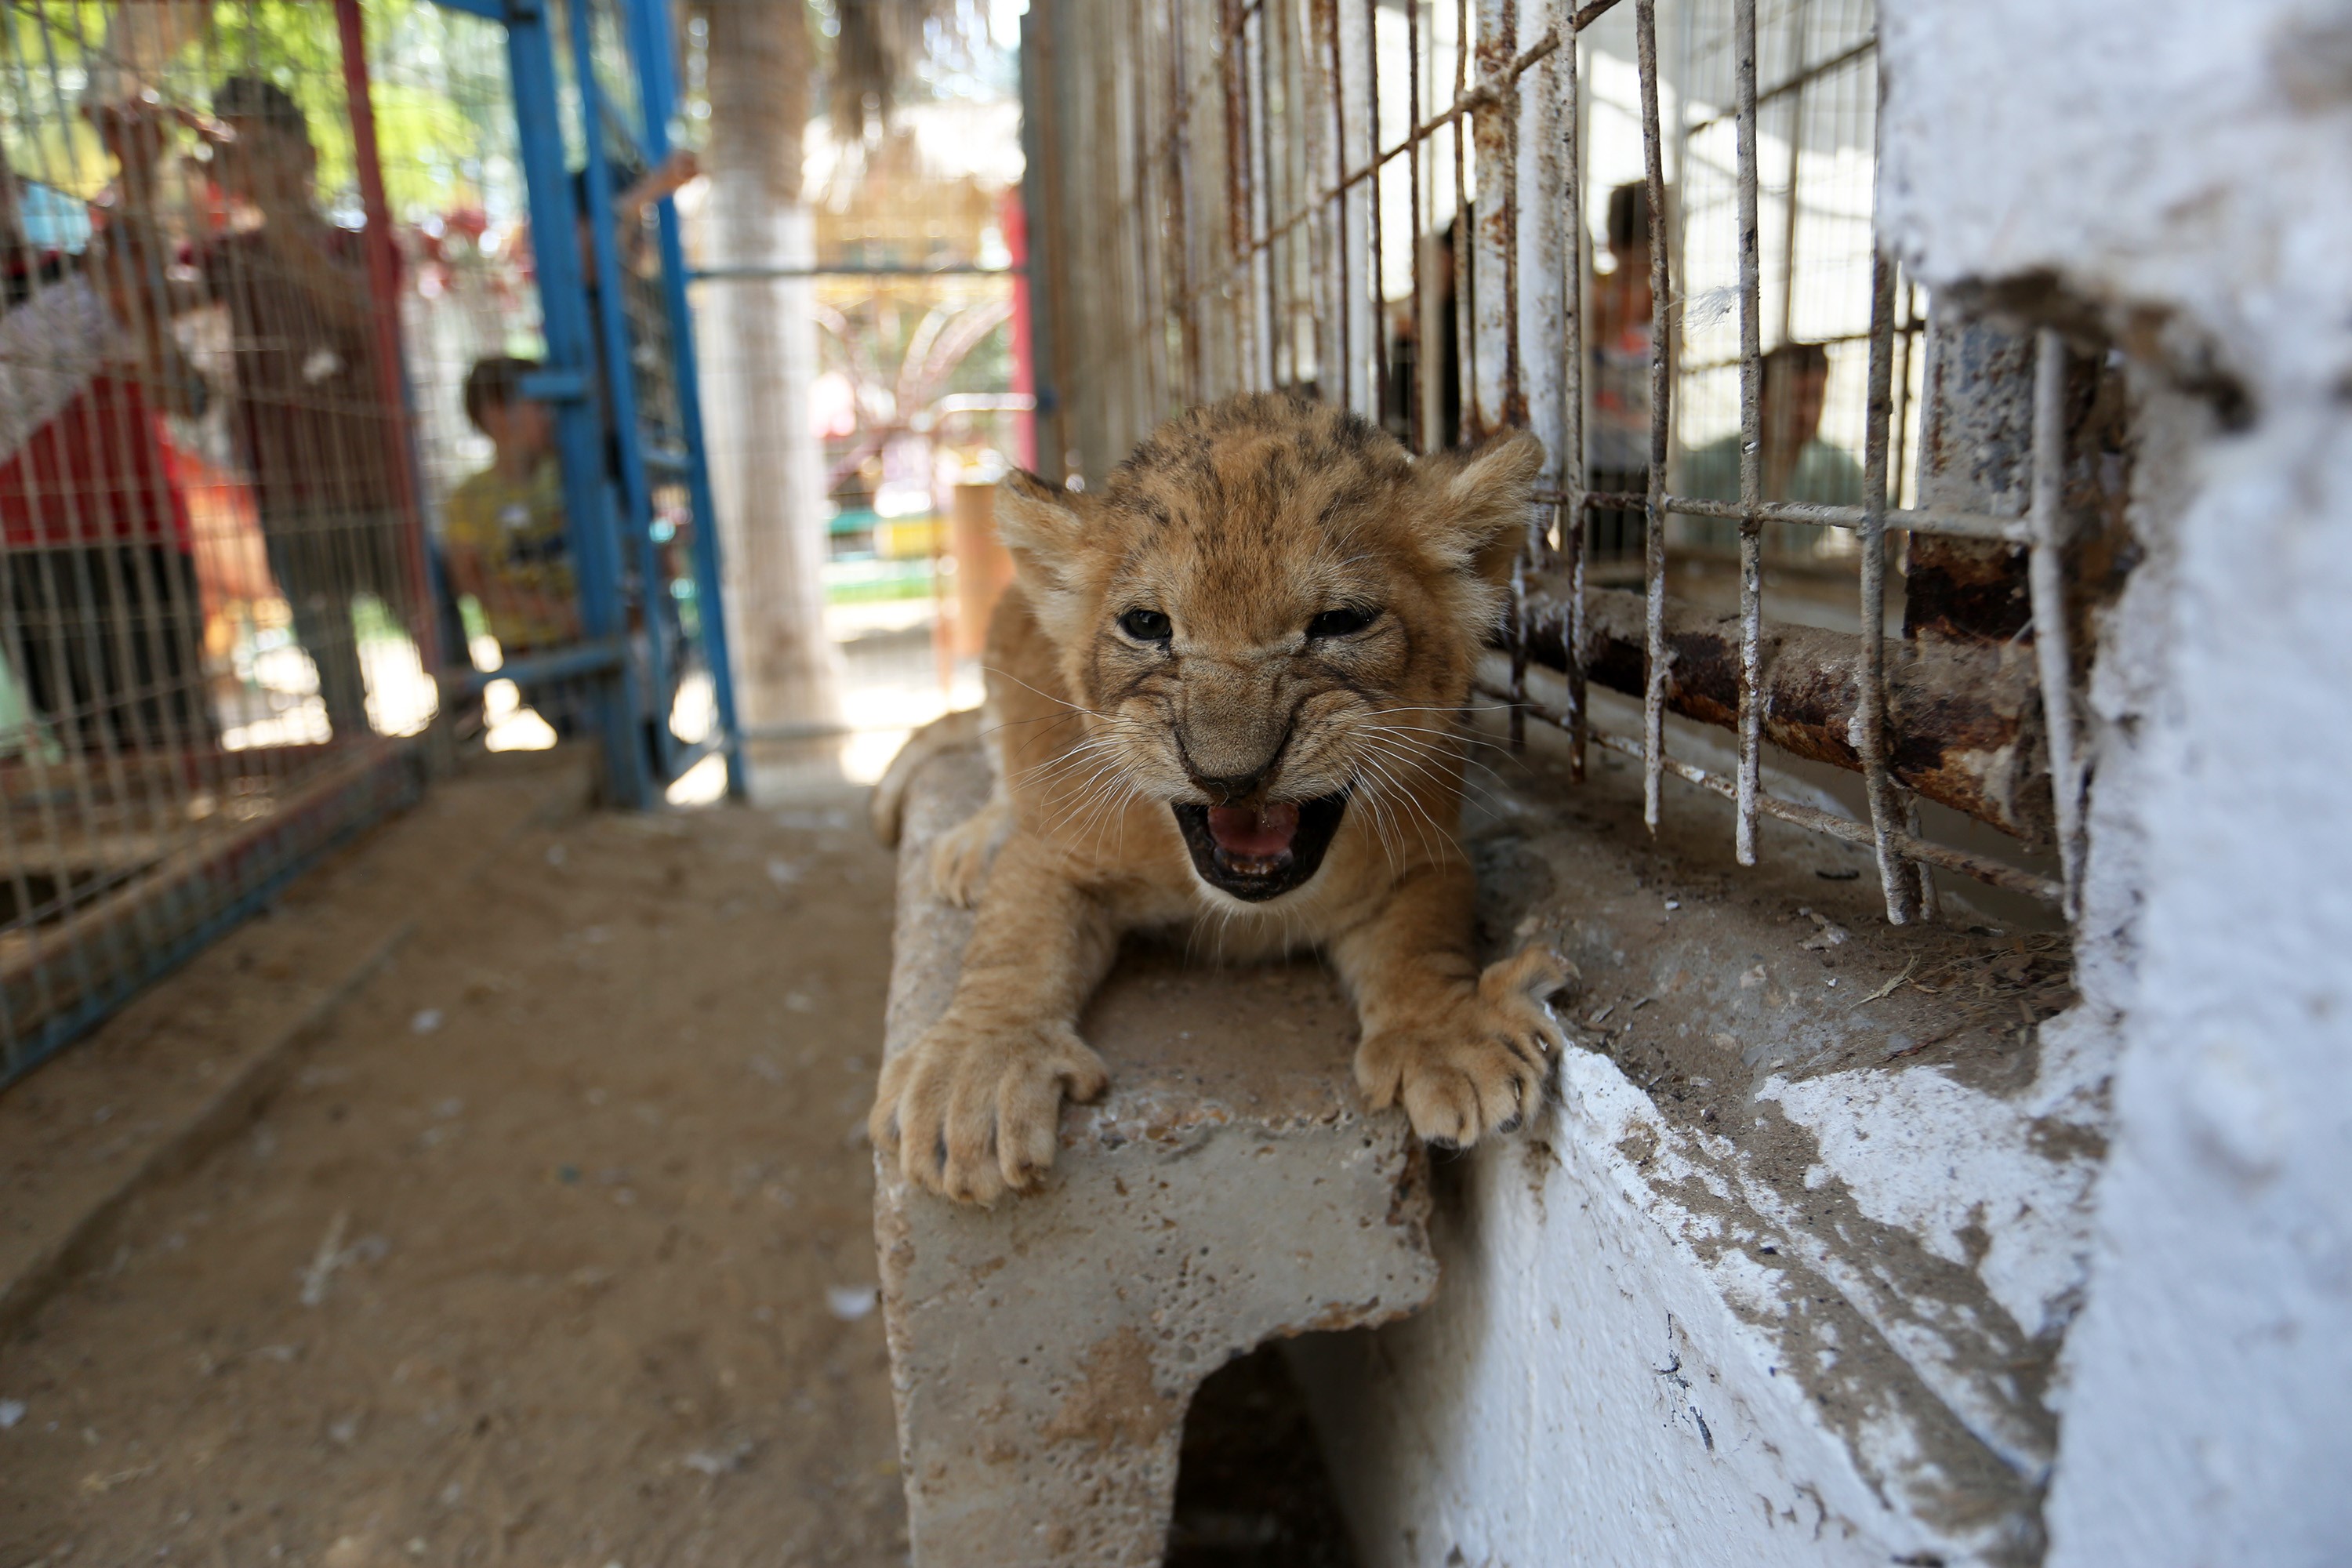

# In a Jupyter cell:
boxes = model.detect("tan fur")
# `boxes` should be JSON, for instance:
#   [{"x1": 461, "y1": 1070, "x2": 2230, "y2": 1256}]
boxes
[
  {"x1": 871, "y1": 394, "x2": 1569, "y2": 1203},
  {"x1": 869, "y1": 706, "x2": 985, "y2": 849}
]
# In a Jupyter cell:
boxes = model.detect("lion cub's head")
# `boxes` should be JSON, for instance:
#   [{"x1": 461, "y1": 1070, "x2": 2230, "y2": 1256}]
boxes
[{"x1": 995, "y1": 394, "x2": 1544, "y2": 904}]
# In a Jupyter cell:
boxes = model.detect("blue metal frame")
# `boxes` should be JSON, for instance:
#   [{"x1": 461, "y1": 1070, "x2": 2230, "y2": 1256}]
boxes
[
  {"x1": 503, "y1": 3, "x2": 646, "y2": 805},
  {"x1": 630, "y1": 0, "x2": 746, "y2": 797},
  {"x1": 439, "y1": 0, "x2": 742, "y2": 805}
]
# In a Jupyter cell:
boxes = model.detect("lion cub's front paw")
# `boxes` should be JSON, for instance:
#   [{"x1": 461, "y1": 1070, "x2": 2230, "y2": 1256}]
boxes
[
  {"x1": 1354, "y1": 947, "x2": 1571, "y2": 1147},
  {"x1": 869, "y1": 1011, "x2": 1110, "y2": 1203},
  {"x1": 926, "y1": 800, "x2": 1011, "y2": 909}
]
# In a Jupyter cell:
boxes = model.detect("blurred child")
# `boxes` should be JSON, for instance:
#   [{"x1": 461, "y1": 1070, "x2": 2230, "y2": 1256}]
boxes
[{"x1": 442, "y1": 356, "x2": 579, "y2": 731}]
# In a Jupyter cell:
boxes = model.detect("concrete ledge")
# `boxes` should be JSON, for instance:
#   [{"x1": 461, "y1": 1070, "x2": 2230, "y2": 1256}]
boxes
[
  {"x1": 0, "y1": 752, "x2": 588, "y2": 1341},
  {"x1": 876, "y1": 749, "x2": 1439, "y2": 1568},
  {"x1": 1289, "y1": 714, "x2": 2100, "y2": 1567}
]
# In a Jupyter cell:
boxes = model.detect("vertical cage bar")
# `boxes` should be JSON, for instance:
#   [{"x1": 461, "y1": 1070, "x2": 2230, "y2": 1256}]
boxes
[
  {"x1": 1335, "y1": 0, "x2": 1375, "y2": 417},
  {"x1": 1366, "y1": 0, "x2": 1388, "y2": 427},
  {"x1": 1559, "y1": 7, "x2": 1586, "y2": 782},
  {"x1": 1635, "y1": 0, "x2": 1670, "y2": 833},
  {"x1": 1222, "y1": 0, "x2": 1256, "y2": 394},
  {"x1": 1167, "y1": 0, "x2": 1200, "y2": 406},
  {"x1": 1732, "y1": 0, "x2": 1762, "y2": 864},
  {"x1": 1406, "y1": 0, "x2": 1426, "y2": 452},
  {"x1": 1451, "y1": 0, "x2": 1473, "y2": 434},
  {"x1": 633, "y1": 0, "x2": 746, "y2": 795},
  {"x1": 1775, "y1": 0, "x2": 1807, "y2": 346},
  {"x1": 2027, "y1": 326, "x2": 2087, "y2": 922},
  {"x1": 1856, "y1": 245, "x2": 1918, "y2": 924},
  {"x1": 335, "y1": 0, "x2": 438, "y2": 684}
]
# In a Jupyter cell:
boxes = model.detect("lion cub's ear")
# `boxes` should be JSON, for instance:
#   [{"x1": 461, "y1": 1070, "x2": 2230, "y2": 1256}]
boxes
[
  {"x1": 1417, "y1": 429, "x2": 1547, "y2": 586},
  {"x1": 995, "y1": 468, "x2": 1101, "y2": 643},
  {"x1": 996, "y1": 468, "x2": 1091, "y2": 586}
]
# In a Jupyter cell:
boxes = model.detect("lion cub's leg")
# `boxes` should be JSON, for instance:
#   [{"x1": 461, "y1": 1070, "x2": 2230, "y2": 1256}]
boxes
[
  {"x1": 926, "y1": 789, "x2": 1012, "y2": 908},
  {"x1": 871, "y1": 831, "x2": 1117, "y2": 1203},
  {"x1": 1332, "y1": 860, "x2": 1570, "y2": 1145}
]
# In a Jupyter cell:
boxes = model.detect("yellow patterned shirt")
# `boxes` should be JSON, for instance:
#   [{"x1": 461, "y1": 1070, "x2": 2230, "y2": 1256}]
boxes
[{"x1": 442, "y1": 462, "x2": 578, "y2": 652}]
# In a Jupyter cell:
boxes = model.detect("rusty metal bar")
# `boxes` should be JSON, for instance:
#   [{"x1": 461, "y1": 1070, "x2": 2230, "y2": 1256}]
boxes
[
  {"x1": 2027, "y1": 327, "x2": 2087, "y2": 920},
  {"x1": 1635, "y1": 0, "x2": 1670, "y2": 832},
  {"x1": 1475, "y1": 684, "x2": 2064, "y2": 904},
  {"x1": 1733, "y1": 0, "x2": 1763, "y2": 866},
  {"x1": 1471, "y1": 0, "x2": 1524, "y2": 434},
  {"x1": 1857, "y1": 245, "x2": 1920, "y2": 923},
  {"x1": 1558, "y1": 5, "x2": 1588, "y2": 781},
  {"x1": 1519, "y1": 575, "x2": 2055, "y2": 839}
]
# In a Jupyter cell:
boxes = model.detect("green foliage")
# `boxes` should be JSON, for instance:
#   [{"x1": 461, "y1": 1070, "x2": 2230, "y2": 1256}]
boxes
[{"x1": 0, "y1": 0, "x2": 521, "y2": 224}]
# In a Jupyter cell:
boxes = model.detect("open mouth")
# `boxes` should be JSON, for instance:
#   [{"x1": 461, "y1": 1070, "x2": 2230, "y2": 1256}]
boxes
[{"x1": 1171, "y1": 792, "x2": 1348, "y2": 902}]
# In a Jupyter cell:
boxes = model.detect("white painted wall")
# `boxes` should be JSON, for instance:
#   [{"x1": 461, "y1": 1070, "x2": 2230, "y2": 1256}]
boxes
[{"x1": 1300, "y1": 1, "x2": 2352, "y2": 1562}]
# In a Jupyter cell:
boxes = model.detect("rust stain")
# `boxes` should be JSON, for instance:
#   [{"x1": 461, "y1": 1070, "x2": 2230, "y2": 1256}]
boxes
[{"x1": 1042, "y1": 1327, "x2": 1178, "y2": 1450}]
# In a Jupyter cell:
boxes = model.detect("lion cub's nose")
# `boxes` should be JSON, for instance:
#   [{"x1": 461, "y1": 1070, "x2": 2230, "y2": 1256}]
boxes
[{"x1": 1189, "y1": 766, "x2": 1272, "y2": 805}]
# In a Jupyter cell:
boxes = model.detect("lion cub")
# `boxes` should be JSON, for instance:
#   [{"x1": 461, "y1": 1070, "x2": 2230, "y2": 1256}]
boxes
[{"x1": 870, "y1": 394, "x2": 1568, "y2": 1203}]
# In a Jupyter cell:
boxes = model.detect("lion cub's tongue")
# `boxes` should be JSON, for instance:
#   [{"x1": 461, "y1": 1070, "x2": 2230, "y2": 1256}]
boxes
[{"x1": 1207, "y1": 800, "x2": 1301, "y2": 858}]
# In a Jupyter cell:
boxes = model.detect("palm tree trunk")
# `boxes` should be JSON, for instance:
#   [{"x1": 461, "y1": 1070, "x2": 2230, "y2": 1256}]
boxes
[{"x1": 698, "y1": 0, "x2": 840, "y2": 728}]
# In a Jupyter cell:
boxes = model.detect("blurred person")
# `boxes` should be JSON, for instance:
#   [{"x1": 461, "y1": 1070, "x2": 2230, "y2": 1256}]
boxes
[
  {"x1": 1678, "y1": 340, "x2": 1866, "y2": 519},
  {"x1": 132, "y1": 74, "x2": 411, "y2": 744},
  {"x1": 442, "y1": 355, "x2": 579, "y2": 736},
  {"x1": 0, "y1": 132, "x2": 212, "y2": 753},
  {"x1": 1588, "y1": 180, "x2": 1661, "y2": 563}
]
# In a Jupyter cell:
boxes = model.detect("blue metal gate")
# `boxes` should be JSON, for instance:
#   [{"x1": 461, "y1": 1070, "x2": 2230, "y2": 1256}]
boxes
[{"x1": 437, "y1": 0, "x2": 742, "y2": 808}]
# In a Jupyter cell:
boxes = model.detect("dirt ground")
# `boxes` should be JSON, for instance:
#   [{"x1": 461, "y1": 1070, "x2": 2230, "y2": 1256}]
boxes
[
  {"x1": 0, "y1": 760, "x2": 1352, "y2": 1568},
  {"x1": 0, "y1": 780, "x2": 908, "y2": 1566}
]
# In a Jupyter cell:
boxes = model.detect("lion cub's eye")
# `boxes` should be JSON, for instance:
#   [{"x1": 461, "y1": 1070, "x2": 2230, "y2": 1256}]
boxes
[
  {"x1": 1119, "y1": 608, "x2": 1173, "y2": 643},
  {"x1": 1306, "y1": 606, "x2": 1378, "y2": 641}
]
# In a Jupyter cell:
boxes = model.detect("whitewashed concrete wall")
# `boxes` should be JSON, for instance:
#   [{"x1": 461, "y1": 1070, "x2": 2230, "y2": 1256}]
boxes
[{"x1": 1295, "y1": 1, "x2": 2352, "y2": 1563}]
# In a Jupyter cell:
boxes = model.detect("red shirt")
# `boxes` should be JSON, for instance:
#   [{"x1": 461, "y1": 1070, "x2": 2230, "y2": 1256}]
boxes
[{"x1": 0, "y1": 255, "x2": 190, "y2": 551}]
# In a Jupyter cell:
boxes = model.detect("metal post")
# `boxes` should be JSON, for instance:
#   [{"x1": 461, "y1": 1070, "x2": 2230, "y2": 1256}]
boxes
[
  {"x1": 506, "y1": 6, "x2": 648, "y2": 808},
  {"x1": 632, "y1": 0, "x2": 747, "y2": 797},
  {"x1": 1635, "y1": 0, "x2": 1670, "y2": 833},
  {"x1": 1732, "y1": 0, "x2": 1762, "y2": 865}
]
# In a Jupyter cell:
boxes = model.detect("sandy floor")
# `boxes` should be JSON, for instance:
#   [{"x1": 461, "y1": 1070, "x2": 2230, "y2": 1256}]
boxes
[
  {"x1": 0, "y1": 752, "x2": 1354, "y2": 1568},
  {"x1": 0, "y1": 785, "x2": 909, "y2": 1567}
]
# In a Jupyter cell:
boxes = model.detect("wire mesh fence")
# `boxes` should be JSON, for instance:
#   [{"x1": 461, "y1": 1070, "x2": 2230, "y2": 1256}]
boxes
[
  {"x1": 0, "y1": 0, "x2": 608, "y2": 1082},
  {"x1": 1025, "y1": 0, "x2": 2100, "y2": 926}
]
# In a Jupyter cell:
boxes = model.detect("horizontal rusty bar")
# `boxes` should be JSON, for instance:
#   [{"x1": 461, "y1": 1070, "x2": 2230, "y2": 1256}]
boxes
[
  {"x1": 1477, "y1": 681, "x2": 2063, "y2": 904},
  {"x1": 1518, "y1": 571, "x2": 2056, "y2": 842},
  {"x1": 1548, "y1": 488, "x2": 2030, "y2": 543}
]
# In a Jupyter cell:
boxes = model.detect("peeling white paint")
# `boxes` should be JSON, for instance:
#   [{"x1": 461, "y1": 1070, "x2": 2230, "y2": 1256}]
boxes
[{"x1": 1762, "y1": 1008, "x2": 2107, "y2": 1341}]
